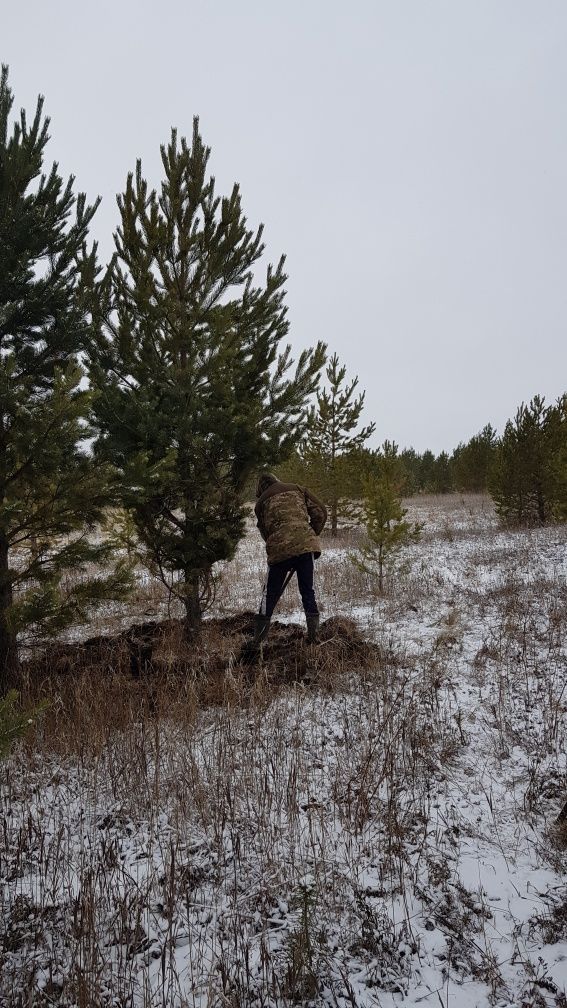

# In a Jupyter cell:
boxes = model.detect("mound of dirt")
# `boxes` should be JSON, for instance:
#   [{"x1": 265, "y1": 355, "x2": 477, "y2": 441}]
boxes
[
  {"x1": 245, "y1": 614, "x2": 376, "y2": 680},
  {"x1": 22, "y1": 612, "x2": 375, "y2": 698}
]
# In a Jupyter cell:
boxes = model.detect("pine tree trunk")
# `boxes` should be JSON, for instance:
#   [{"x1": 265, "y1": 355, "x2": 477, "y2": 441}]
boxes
[
  {"x1": 183, "y1": 570, "x2": 202, "y2": 638},
  {"x1": 330, "y1": 434, "x2": 338, "y2": 536},
  {"x1": 331, "y1": 498, "x2": 338, "y2": 537},
  {"x1": 0, "y1": 534, "x2": 18, "y2": 692}
]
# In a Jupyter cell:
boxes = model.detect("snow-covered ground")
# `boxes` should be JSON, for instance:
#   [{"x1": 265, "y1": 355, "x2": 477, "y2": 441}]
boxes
[{"x1": 1, "y1": 495, "x2": 567, "y2": 1007}]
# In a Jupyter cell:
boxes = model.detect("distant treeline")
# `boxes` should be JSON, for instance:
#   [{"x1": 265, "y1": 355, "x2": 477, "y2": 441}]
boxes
[{"x1": 279, "y1": 393, "x2": 567, "y2": 527}]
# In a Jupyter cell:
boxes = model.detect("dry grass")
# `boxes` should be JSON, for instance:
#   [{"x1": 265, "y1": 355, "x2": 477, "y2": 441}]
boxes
[{"x1": 2, "y1": 649, "x2": 463, "y2": 1006}]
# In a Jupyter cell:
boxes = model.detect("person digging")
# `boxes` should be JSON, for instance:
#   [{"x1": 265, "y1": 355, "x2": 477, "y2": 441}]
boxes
[{"x1": 240, "y1": 472, "x2": 328, "y2": 665}]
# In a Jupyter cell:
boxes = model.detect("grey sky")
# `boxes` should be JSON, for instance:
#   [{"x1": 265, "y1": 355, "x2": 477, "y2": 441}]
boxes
[{"x1": 3, "y1": 0, "x2": 567, "y2": 453}]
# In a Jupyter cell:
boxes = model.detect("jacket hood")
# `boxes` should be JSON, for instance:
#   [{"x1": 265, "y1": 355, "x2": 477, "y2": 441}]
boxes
[{"x1": 256, "y1": 472, "x2": 278, "y2": 498}]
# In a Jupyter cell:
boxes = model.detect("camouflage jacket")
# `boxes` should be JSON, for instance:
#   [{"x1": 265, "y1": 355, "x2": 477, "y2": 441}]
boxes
[{"x1": 255, "y1": 480, "x2": 328, "y2": 565}]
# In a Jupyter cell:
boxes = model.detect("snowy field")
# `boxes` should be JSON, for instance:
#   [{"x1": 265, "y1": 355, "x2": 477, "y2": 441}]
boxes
[{"x1": 1, "y1": 495, "x2": 567, "y2": 1007}]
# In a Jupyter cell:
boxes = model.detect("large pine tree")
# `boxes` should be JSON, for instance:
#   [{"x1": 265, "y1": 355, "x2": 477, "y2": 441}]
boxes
[
  {"x1": 0, "y1": 67, "x2": 130, "y2": 689},
  {"x1": 91, "y1": 120, "x2": 325, "y2": 634}
]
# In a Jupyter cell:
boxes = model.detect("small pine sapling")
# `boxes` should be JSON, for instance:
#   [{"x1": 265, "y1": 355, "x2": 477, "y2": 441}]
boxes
[
  {"x1": 0, "y1": 691, "x2": 47, "y2": 760},
  {"x1": 354, "y1": 442, "x2": 423, "y2": 593}
]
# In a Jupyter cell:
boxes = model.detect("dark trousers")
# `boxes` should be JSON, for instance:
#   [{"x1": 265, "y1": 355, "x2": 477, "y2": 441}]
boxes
[{"x1": 260, "y1": 552, "x2": 319, "y2": 618}]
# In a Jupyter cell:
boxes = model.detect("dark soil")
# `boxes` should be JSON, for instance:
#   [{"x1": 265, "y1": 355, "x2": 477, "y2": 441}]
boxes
[{"x1": 22, "y1": 612, "x2": 376, "y2": 696}]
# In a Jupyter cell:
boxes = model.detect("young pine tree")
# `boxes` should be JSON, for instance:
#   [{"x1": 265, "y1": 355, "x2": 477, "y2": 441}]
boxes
[
  {"x1": 302, "y1": 352, "x2": 375, "y2": 535},
  {"x1": 91, "y1": 121, "x2": 325, "y2": 635},
  {"x1": 547, "y1": 395, "x2": 567, "y2": 520},
  {"x1": 433, "y1": 451, "x2": 453, "y2": 493},
  {"x1": 452, "y1": 424, "x2": 497, "y2": 492},
  {"x1": 490, "y1": 396, "x2": 556, "y2": 526},
  {"x1": 0, "y1": 67, "x2": 130, "y2": 690},
  {"x1": 418, "y1": 450, "x2": 437, "y2": 493},
  {"x1": 354, "y1": 442, "x2": 422, "y2": 593},
  {"x1": 399, "y1": 448, "x2": 420, "y2": 496}
]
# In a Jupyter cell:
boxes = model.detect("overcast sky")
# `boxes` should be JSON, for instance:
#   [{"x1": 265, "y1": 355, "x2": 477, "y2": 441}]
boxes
[{"x1": 3, "y1": 1, "x2": 567, "y2": 453}]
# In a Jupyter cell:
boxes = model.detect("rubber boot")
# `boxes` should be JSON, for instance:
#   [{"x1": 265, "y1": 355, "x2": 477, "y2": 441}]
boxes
[
  {"x1": 252, "y1": 614, "x2": 271, "y2": 646},
  {"x1": 306, "y1": 614, "x2": 320, "y2": 645},
  {"x1": 240, "y1": 615, "x2": 271, "y2": 666}
]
